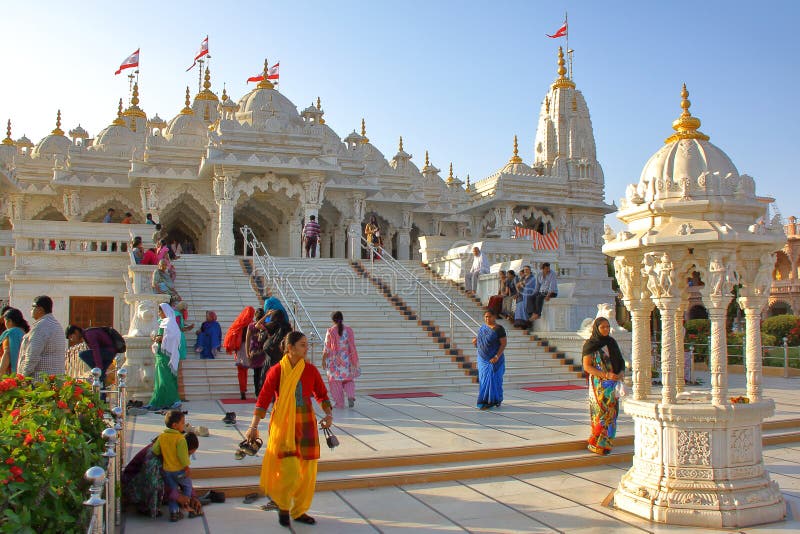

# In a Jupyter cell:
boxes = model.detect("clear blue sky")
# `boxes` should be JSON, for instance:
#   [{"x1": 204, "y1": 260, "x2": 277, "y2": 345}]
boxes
[{"x1": 2, "y1": 1, "x2": 797, "y2": 226}]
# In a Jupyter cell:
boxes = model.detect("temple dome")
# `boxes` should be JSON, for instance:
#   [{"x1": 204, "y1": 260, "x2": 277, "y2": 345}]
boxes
[
  {"x1": 93, "y1": 124, "x2": 135, "y2": 153},
  {"x1": 639, "y1": 138, "x2": 738, "y2": 189},
  {"x1": 236, "y1": 83, "x2": 300, "y2": 127},
  {"x1": 32, "y1": 133, "x2": 70, "y2": 158},
  {"x1": 163, "y1": 88, "x2": 209, "y2": 145}
]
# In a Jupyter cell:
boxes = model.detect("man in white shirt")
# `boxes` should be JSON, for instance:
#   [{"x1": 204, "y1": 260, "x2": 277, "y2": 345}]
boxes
[
  {"x1": 530, "y1": 263, "x2": 558, "y2": 321},
  {"x1": 465, "y1": 247, "x2": 490, "y2": 295}
]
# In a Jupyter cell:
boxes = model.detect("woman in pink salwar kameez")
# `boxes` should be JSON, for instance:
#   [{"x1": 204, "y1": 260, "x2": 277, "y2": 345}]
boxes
[{"x1": 322, "y1": 311, "x2": 360, "y2": 408}]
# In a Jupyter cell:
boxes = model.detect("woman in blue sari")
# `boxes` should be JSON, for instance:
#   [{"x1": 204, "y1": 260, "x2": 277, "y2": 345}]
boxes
[
  {"x1": 262, "y1": 291, "x2": 287, "y2": 323},
  {"x1": 195, "y1": 311, "x2": 222, "y2": 359},
  {"x1": 473, "y1": 310, "x2": 507, "y2": 410},
  {"x1": 0, "y1": 308, "x2": 29, "y2": 375}
]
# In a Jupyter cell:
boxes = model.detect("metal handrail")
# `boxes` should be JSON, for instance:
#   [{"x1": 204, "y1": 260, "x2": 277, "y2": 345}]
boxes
[
  {"x1": 359, "y1": 235, "x2": 480, "y2": 338},
  {"x1": 240, "y1": 226, "x2": 323, "y2": 362}
]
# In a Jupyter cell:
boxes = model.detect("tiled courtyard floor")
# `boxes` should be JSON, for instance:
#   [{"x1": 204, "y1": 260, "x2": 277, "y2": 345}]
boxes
[{"x1": 122, "y1": 373, "x2": 800, "y2": 533}]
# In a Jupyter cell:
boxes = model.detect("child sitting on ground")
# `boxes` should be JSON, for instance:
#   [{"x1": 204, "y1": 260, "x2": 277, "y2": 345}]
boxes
[{"x1": 152, "y1": 410, "x2": 202, "y2": 521}]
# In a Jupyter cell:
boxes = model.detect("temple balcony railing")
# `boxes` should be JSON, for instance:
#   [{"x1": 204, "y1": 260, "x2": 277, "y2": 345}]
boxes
[
  {"x1": 11, "y1": 220, "x2": 153, "y2": 255},
  {"x1": 770, "y1": 279, "x2": 800, "y2": 295}
]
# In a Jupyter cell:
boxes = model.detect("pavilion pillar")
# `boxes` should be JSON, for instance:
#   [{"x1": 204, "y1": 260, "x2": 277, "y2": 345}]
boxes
[
  {"x1": 628, "y1": 301, "x2": 653, "y2": 400},
  {"x1": 654, "y1": 297, "x2": 680, "y2": 404},
  {"x1": 213, "y1": 173, "x2": 237, "y2": 256},
  {"x1": 333, "y1": 224, "x2": 346, "y2": 259},
  {"x1": 675, "y1": 300, "x2": 687, "y2": 392},
  {"x1": 347, "y1": 221, "x2": 361, "y2": 260}
]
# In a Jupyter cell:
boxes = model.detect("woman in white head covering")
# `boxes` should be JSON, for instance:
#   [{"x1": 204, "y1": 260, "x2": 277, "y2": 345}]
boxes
[{"x1": 146, "y1": 303, "x2": 182, "y2": 410}]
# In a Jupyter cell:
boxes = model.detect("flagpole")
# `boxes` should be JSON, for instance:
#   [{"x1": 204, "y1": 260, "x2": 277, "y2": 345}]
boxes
[
  {"x1": 197, "y1": 58, "x2": 204, "y2": 93},
  {"x1": 565, "y1": 11, "x2": 572, "y2": 80}
]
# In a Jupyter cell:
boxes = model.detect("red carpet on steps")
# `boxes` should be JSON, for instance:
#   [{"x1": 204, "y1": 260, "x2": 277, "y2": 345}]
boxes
[
  {"x1": 524, "y1": 385, "x2": 587, "y2": 392},
  {"x1": 220, "y1": 399, "x2": 257, "y2": 404},
  {"x1": 370, "y1": 392, "x2": 442, "y2": 399}
]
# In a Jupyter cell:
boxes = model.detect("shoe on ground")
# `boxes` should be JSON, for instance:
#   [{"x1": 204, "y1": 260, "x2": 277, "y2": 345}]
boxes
[
  {"x1": 170, "y1": 511, "x2": 184, "y2": 522},
  {"x1": 348, "y1": 397, "x2": 355, "y2": 408},
  {"x1": 222, "y1": 412, "x2": 236, "y2": 425},
  {"x1": 294, "y1": 514, "x2": 316, "y2": 525}
]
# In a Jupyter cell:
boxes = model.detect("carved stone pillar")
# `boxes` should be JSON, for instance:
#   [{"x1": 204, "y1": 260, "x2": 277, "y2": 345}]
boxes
[
  {"x1": 333, "y1": 224, "x2": 346, "y2": 259},
  {"x1": 140, "y1": 183, "x2": 161, "y2": 223},
  {"x1": 288, "y1": 216, "x2": 302, "y2": 258},
  {"x1": 655, "y1": 297, "x2": 680, "y2": 404},
  {"x1": 675, "y1": 300, "x2": 687, "y2": 392},
  {"x1": 62, "y1": 190, "x2": 81, "y2": 221},
  {"x1": 737, "y1": 293, "x2": 767, "y2": 402},
  {"x1": 702, "y1": 250, "x2": 736, "y2": 405},
  {"x1": 213, "y1": 174, "x2": 236, "y2": 255},
  {"x1": 347, "y1": 221, "x2": 361, "y2": 260},
  {"x1": 396, "y1": 228, "x2": 411, "y2": 260},
  {"x1": 9, "y1": 195, "x2": 26, "y2": 221},
  {"x1": 628, "y1": 301, "x2": 653, "y2": 400},
  {"x1": 320, "y1": 230, "x2": 331, "y2": 258}
]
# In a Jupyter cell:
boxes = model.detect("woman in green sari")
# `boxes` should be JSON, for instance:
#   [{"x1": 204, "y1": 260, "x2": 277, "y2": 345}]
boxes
[{"x1": 146, "y1": 303, "x2": 182, "y2": 410}]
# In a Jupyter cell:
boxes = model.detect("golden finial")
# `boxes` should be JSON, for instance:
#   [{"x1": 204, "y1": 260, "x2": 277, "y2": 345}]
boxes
[
  {"x1": 509, "y1": 135, "x2": 523, "y2": 164},
  {"x1": 112, "y1": 98, "x2": 126, "y2": 126},
  {"x1": 181, "y1": 86, "x2": 194, "y2": 115},
  {"x1": 131, "y1": 82, "x2": 140, "y2": 107},
  {"x1": 2, "y1": 119, "x2": 13, "y2": 145},
  {"x1": 398, "y1": 135, "x2": 404, "y2": 152},
  {"x1": 221, "y1": 86, "x2": 228, "y2": 102},
  {"x1": 51, "y1": 109, "x2": 64, "y2": 136},
  {"x1": 203, "y1": 66, "x2": 212, "y2": 91},
  {"x1": 465, "y1": 174, "x2": 472, "y2": 192},
  {"x1": 316, "y1": 97, "x2": 325, "y2": 124},
  {"x1": 360, "y1": 118, "x2": 369, "y2": 144},
  {"x1": 545, "y1": 96, "x2": 550, "y2": 114},
  {"x1": 664, "y1": 83, "x2": 709, "y2": 144},
  {"x1": 425, "y1": 150, "x2": 430, "y2": 167},
  {"x1": 447, "y1": 162, "x2": 455, "y2": 184},
  {"x1": 552, "y1": 47, "x2": 576, "y2": 89},
  {"x1": 257, "y1": 59, "x2": 274, "y2": 90}
]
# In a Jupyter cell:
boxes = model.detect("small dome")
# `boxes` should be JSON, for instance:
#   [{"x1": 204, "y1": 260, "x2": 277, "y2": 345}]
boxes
[
  {"x1": 15, "y1": 134, "x2": 33, "y2": 149},
  {"x1": 93, "y1": 123, "x2": 136, "y2": 154},
  {"x1": 32, "y1": 133, "x2": 71, "y2": 158},
  {"x1": 147, "y1": 114, "x2": 167, "y2": 129},
  {"x1": 69, "y1": 124, "x2": 89, "y2": 139},
  {"x1": 236, "y1": 86, "x2": 301, "y2": 125},
  {"x1": 164, "y1": 111, "x2": 207, "y2": 145}
]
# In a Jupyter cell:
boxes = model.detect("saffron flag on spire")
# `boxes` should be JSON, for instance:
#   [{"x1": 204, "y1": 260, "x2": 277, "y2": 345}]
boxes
[
  {"x1": 247, "y1": 62, "x2": 280, "y2": 84},
  {"x1": 115, "y1": 48, "x2": 140, "y2": 75},
  {"x1": 546, "y1": 21, "x2": 568, "y2": 38},
  {"x1": 186, "y1": 36, "x2": 209, "y2": 71}
]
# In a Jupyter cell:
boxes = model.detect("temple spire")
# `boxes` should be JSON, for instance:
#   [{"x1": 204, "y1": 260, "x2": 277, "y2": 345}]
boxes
[
  {"x1": 256, "y1": 59, "x2": 274, "y2": 90},
  {"x1": 52, "y1": 110, "x2": 64, "y2": 136},
  {"x1": 509, "y1": 134, "x2": 523, "y2": 164},
  {"x1": 398, "y1": 135, "x2": 403, "y2": 152},
  {"x1": 552, "y1": 46, "x2": 576, "y2": 89},
  {"x1": 447, "y1": 162, "x2": 455, "y2": 184},
  {"x1": 316, "y1": 97, "x2": 325, "y2": 124},
  {"x1": 112, "y1": 99, "x2": 126, "y2": 126},
  {"x1": 664, "y1": 83, "x2": 709, "y2": 144},
  {"x1": 2, "y1": 119, "x2": 13, "y2": 145},
  {"x1": 181, "y1": 86, "x2": 194, "y2": 115},
  {"x1": 360, "y1": 118, "x2": 369, "y2": 144},
  {"x1": 465, "y1": 174, "x2": 471, "y2": 192}
]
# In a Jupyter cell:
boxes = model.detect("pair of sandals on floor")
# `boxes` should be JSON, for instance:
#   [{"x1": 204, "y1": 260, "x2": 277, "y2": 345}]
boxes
[{"x1": 240, "y1": 493, "x2": 316, "y2": 526}]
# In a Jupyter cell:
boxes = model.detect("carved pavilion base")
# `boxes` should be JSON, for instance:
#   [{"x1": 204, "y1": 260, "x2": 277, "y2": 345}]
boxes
[
  {"x1": 614, "y1": 398, "x2": 786, "y2": 528},
  {"x1": 120, "y1": 336, "x2": 156, "y2": 401}
]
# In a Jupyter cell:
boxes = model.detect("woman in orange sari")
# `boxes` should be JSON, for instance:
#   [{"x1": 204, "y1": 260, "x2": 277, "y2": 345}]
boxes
[
  {"x1": 224, "y1": 306, "x2": 255, "y2": 400},
  {"x1": 581, "y1": 317, "x2": 625, "y2": 455}
]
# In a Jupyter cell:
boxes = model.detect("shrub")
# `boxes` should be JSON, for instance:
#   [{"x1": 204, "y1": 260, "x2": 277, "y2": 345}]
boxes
[
  {"x1": 686, "y1": 319, "x2": 711, "y2": 362},
  {"x1": 761, "y1": 314, "x2": 800, "y2": 342},
  {"x1": 0, "y1": 375, "x2": 107, "y2": 533}
]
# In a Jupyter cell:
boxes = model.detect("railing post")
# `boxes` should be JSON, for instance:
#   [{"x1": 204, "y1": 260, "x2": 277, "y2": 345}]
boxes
[
  {"x1": 784, "y1": 337, "x2": 790, "y2": 379},
  {"x1": 83, "y1": 466, "x2": 106, "y2": 534},
  {"x1": 417, "y1": 282, "x2": 422, "y2": 319},
  {"x1": 688, "y1": 345, "x2": 694, "y2": 384},
  {"x1": 449, "y1": 300, "x2": 455, "y2": 341},
  {"x1": 292, "y1": 300, "x2": 298, "y2": 331},
  {"x1": 110, "y1": 405, "x2": 124, "y2": 526},
  {"x1": 91, "y1": 367, "x2": 103, "y2": 396},
  {"x1": 101, "y1": 428, "x2": 117, "y2": 534}
]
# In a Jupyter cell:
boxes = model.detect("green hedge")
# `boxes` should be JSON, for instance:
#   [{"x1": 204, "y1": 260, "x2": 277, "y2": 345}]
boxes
[
  {"x1": 0, "y1": 375, "x2": 107, "y2": 533},
  {"x1": 761, "y1": 315, "x2": 800, "y2": 342}
]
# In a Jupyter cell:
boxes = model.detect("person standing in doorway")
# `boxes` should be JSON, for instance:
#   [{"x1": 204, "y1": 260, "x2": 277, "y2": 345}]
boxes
[{"x1": 302, "y1": 215, "x2": 321, "y2": 258}]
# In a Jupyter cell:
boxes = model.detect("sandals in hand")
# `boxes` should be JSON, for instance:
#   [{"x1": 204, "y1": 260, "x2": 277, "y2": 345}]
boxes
[{"x1": 238, "y1": 437, "x2": 263, "y2": 456}]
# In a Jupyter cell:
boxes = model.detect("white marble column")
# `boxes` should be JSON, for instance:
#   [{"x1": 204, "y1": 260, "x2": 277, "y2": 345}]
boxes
[
  {"x1": 655, "y1": 298, "x2": 680, "y2": 404},
  {"x1": 738, "y1": 295, "x2": 768, "y2": 402},
  {"x1": 705, "y1": 300, "x2": 729, "y2": 405},
  {"x1": 288, "y1": 217, "x2": 302, "y2": 258},
  {"x1": 347, "y1": 221, "x2": 361, "y2": 260},
  {"x1": 213, "y1": 174, "x2": 236, "y2": 255},
  {"x1": 333, "y1": 224, "x2": 346, "y2": 259},
  {"x1": 628, "y1": 301, "x2": 653, "y2": 400},
  {"x1": 675, "y1": 301, "x2": 687, "y2": 392},
  {"x1": 396, "y1": 228, "x2": 411, "y2": 260},
  {"x1": 320, "y1": 230, "x2": 331, "y2": 259}
]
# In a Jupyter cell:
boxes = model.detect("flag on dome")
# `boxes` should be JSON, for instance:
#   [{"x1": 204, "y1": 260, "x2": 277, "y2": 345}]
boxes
[
  {"x1": 247, "y1": 62, "x2": 280, "y2": 84},
  {"x1": 546, "y1": 20, "x2": 567, "y2": 38},
  {"x1": 186, "y1": 36, "x2": 209, "y2": 71},
  {"x1": 114, "y1": 48, "x2": 140, "y2": 75}
]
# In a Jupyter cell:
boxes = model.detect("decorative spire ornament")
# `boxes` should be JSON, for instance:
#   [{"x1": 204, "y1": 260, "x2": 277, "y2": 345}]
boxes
[
  {"x1": 552, "y1": 46, "x2": 576, "y2": 89},
  {"x1": 52, "y1": 110, "x2": 64, "y2": 136},
  {"x1": 181, "y1": 86, "x2": 194, "y2": 115},
  {"x1": 360, "y1": 118, "x2": 369, "y2": 144},
  {"x1": 112, "y1": 99, "x2": 126, "y2": 126},
  {"x1": 221, "y1": 86, "x2": 228, "y2": 102},
  {"x1": 257, "y1": 59, "x2": 274, "y2": 90},
  {"x1": 509, "y1": 135, "x2": 523, "y2": 164},
  {"x1": 664, "y1": 83, "x2": 709, "y2": 144},
  {"x1": 465, "y1": 174, "x2": 471, "y2": 192},
  {"x1": 2, "y1": 119, "x2": 13, "y2": 145},
  {"x1": 447, "y1": 162, "x2": 455, "y2": 184},
  {"x1": 398, "y1": 135, "x2": 404, "y2": 152},
  {"x1": 316, "y1": 97, "x2": 325, "y2": 124}
]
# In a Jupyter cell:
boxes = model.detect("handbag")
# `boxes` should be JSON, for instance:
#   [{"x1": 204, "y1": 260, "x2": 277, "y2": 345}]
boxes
[{"x1": 321, "y1": 425, "x2": 339, "y2": 449}]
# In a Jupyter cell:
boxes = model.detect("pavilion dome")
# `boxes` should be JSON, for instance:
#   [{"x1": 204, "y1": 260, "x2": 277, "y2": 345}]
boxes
[
  {"x1": 32, "y1": 111, "x2": 71, "y2": 159},
  {"x1": 93, "y1": 123, "x2": 136, "y2": 154},
  {"x1": 235, "y1": 65, "x2": 300, "y2": 127},
  {"x1": 631, "y1": 85, "x2": 753, "y2": 204},
  {"x1": 163, "y1": 88, "x2": 209, "y2": 146}
]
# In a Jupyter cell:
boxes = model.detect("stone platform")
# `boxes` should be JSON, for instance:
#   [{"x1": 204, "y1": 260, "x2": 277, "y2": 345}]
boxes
[{"x1": 122, "y1": 374, "x2": 800, "y2": 533}]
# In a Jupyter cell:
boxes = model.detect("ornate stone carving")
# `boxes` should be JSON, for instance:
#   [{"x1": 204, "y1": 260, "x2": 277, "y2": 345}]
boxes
[
  {"x1": 677, "y1": 430, "x2": 711, "y2": 466},
  {"x1": 640, "y1": 424, "x2": 659, "y2": 461},
  {"x1": 753, "y1": 253, "x2": 775, "y2": 296},
  {"x1": 62, "y1": 190, "x2": 80, "y2": 220},
  {"x1": 602, "y1": 223, "x2": 615, "y2": 243},
  {"x1": 678, "y1": 223, "x2": 694, "y2": 235},
  {"x1": 401, "y1": 209, "x2": 413, "y2": 229},
  {"x1": 731, "y1": 428, "x2": 754, "y2": 464}
]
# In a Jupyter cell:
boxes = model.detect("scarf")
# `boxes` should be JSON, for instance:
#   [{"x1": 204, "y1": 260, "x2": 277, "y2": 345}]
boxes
[
  {"x1": 261, "y1": 355, "x2": 306, "y2": 497},
  {"x1": 581, "y1": 320, "x2": 625, "y2": 374},
  {"x1": 224, "y1": 306, "x2": 255, "y2": 353},
  {"x1": 0, "y1": 326, "x2": 24, "y2": 374},
  {"x1": 158, "y1": 303, "x2": 182, "y2": 374}
]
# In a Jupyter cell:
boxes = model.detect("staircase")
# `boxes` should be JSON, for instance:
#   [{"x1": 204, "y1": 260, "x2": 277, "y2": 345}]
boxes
[
  {"x1": 360, "y1": 260, "x2": 584, "y2": 388},
  {"x1": 172, "y1": 255, "x2": 263, "y2": 400}
]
